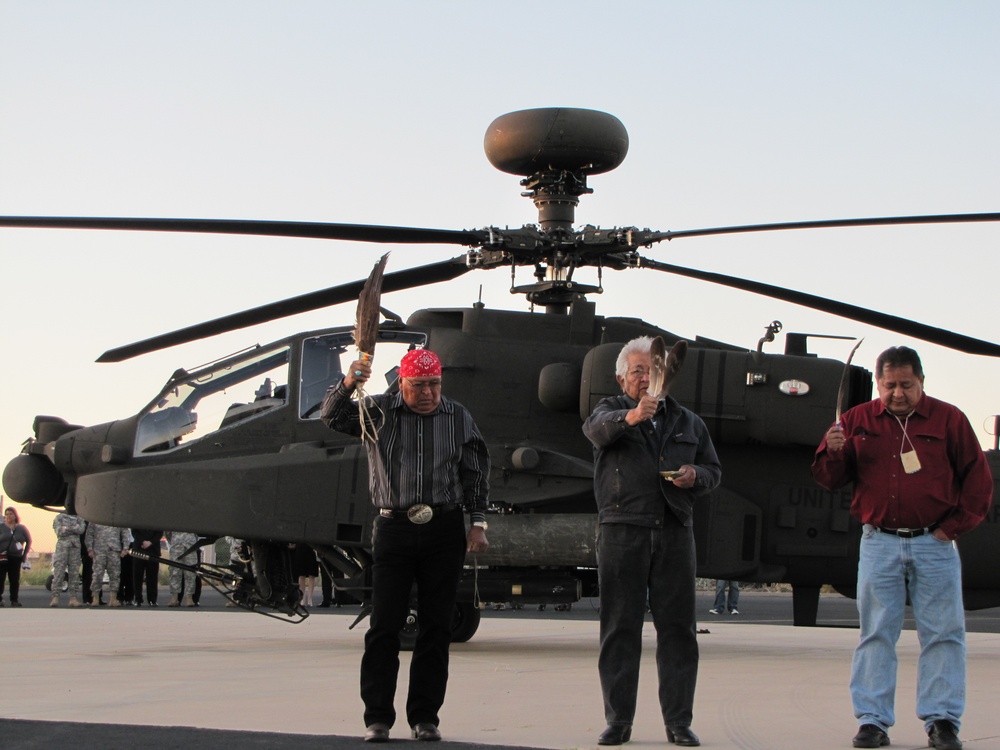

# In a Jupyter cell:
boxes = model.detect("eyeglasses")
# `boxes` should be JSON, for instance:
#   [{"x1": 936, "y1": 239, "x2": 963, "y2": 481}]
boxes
[
  {"x1": 405, "y1": 378, "x2": 442, "y2": 391},
  {"x1": 625, "y1": 367, "x2": 650, "y2": 380}
]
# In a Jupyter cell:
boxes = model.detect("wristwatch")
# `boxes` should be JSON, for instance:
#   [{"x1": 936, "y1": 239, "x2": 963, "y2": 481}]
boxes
[{"x1": 472, "y1": 520, "x2": 488, "y2": 530}]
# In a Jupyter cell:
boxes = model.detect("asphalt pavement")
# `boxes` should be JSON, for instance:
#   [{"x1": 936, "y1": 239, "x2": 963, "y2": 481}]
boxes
[
  {"x1": 13, "y1": 583, "x2": 1000, "y2": 632},
  {"x1": 2, "y1": 586, "x2": 1000, "y2": 750}
]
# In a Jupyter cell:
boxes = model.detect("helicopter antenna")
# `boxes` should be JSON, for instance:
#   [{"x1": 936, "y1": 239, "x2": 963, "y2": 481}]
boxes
[{"x1": 757, "y1": 321, "x2": 783, "y2": 352}]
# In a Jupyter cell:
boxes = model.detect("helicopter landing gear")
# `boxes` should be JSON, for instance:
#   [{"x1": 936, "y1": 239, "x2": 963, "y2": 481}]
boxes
[{"x1": 792, "y1": 584, "x2": 820, "y2": 627}]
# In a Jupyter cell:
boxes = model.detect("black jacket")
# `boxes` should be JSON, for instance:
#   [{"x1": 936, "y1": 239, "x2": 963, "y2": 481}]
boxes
[{"x1": 583, "y1": 394, "x2": 721, "y2": 527}]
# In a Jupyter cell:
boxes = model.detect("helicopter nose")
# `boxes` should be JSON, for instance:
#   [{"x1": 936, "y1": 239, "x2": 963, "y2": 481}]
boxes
[{"x1": 2, "y1": 453, "x2": 65, "y2": 506}]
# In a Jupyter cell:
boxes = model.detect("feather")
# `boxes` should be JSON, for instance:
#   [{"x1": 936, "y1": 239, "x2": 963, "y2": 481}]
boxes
[
  {"x1": 354, "y1": 252, "x2": 389, "y2": 358},
  {"x1": 353, "y1": 253, "x2": 389, "y2": 444},
  {"x1": 649, "y1": 337, "x2": 688, "y2": 399}
]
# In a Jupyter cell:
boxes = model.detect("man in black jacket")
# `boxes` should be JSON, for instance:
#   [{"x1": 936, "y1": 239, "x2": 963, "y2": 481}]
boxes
[
  {"x1": 583, "y1": 336, "x2": 721, "y2": 748},
  {"x1": 131, "y1": 528, "x2": 163, "y2": 606}
]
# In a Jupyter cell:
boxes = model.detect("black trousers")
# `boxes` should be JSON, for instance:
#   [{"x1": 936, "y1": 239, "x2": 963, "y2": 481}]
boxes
[
  {"x1": 132, "y1": 552, "x2": 160, "y2": 604},
  {"x1": 0, "y1": 557, "x2": 23, "y2": 602},
  {"x1": 597, "y1": 520, "x2": 699, "y2": 730},
  {"x1": 361, "y1": 507, "x2": 466, "y2": 728}
]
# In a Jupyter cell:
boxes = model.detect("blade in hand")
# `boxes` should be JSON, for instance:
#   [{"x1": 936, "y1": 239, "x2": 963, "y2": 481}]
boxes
[{"x1": 835, "y1": 338, "x2": 864, "y2": 425}]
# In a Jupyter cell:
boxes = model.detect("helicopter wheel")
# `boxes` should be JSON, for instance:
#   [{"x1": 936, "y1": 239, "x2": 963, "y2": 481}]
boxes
[
  {"x1": 449, "y1": 601, "x2": 481, "y2": 643},
  {"x1": 398, "y1": 601, "x2": 482, "y2": 651},
  {"x1": 44, "y1": 574, "x2": 69, "y2": 592}
]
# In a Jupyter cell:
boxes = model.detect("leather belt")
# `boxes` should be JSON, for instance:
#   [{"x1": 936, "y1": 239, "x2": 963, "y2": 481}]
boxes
[
  {"x1": 876, "y1": 522, "x2": 939, "y2": 538},
  {"x1": 378, "y1": 503, "x2": 461, "y2": 522}
]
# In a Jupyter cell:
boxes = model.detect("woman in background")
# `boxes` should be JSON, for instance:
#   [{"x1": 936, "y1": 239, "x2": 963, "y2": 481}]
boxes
[{"x1": 1, "y1": 506, "x2": 32, "y2": 607}]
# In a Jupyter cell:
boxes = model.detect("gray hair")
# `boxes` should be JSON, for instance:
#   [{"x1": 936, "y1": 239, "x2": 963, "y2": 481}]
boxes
[{"x1": 615, "y1": 336, "x2": 654, "y2": 379}]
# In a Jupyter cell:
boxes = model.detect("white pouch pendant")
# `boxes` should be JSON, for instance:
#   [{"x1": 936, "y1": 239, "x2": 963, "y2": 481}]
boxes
[{"x1": 900, "y1": 449, "x2": 921, "y2": 474}]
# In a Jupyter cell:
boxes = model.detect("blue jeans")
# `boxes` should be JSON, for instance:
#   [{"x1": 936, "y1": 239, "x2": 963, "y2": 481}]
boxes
[
  {"x1": 597, "y1": 520, "x2": 698, "y2": 730},
  {"x1": 851, "y1": 525, "x2": 966, "y2": 733},
  {"x1": 713, "y1": 580, "x2": 739, "y2": 612}
]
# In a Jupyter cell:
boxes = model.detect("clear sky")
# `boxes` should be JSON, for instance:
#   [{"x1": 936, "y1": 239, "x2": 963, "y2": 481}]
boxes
[{"x1": 2, "y1": 2, "x2": 998, "y2": 551}]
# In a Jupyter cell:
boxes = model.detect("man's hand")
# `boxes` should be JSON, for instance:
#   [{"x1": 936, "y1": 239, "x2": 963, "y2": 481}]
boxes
[
  {"x1": 466, "y1": 526, "x2": 489, "y2": 554},
  {"x1": 668, "y1": 465, "x2": 697, "y2": 489},
  {"x1": 825, "y1": 424, "x2": 846, "y2": 452},
  {"x1": 343, "y1": 358, "x2": 372, "y2": 390},
  {"x1": 626, "y1": 393, "x2": 658, "y2": 426}
]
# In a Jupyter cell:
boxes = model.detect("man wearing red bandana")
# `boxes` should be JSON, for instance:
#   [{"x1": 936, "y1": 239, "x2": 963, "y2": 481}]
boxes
[{"x1": 321, "y1": 348, "x2": 491, "y2": 744}]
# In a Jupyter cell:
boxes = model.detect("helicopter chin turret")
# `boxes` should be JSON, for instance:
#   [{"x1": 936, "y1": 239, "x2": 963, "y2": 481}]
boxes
[
  {"x1": 2, "y1": 452, "x2": 66, "y2": 507},
  {"x1": 1, "y1": 416, "x2": 81, "y2": 509}
]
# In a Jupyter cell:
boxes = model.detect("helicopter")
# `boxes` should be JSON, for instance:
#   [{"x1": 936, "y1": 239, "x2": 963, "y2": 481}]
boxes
[{"x1": 2, "y1": 107, "x2": 999, "y2": 638}]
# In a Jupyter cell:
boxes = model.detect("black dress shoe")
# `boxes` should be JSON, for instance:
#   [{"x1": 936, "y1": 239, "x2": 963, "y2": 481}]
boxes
[
  {"x1": 667, "y1": 726, "x2": 700, "y2": 747},
  {"x1": 412, "y1": 722, "x2": 441, "y2": 741},
  {"x1": 598, "y1": 725, "x2": 631, "y2": 745},
  {"x1": 852, "y1": 724, "x2": 889, "y2": 748},
  {"x1": 363, "y1": 723, "x2": 390, "y2": 742},
  {"x1": 928, "y1": 720, "x2": 962, "y2": 750}
]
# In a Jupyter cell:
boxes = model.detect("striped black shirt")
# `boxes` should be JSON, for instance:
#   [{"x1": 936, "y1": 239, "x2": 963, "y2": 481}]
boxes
[{"x1": 321, "y1": 381, "x2": 490, "y2": 523}]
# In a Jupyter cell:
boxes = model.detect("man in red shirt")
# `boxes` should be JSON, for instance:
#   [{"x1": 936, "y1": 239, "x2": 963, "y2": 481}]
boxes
[{"x1": 813, "y1": 346, "x2": 993, "y2": 750}]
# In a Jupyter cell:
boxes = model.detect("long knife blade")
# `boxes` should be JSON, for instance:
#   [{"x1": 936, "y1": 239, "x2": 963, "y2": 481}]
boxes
[{"x1": 835, "y1": 338, "x2": 865, "y2": 425}]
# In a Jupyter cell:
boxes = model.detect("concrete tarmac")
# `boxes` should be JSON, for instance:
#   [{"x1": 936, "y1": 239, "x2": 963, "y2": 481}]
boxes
[{"x1": 1, "y1": 600, "x2": 999, "y2": 750}]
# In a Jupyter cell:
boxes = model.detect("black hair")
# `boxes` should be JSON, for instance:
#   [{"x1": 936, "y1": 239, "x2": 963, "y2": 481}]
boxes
[{"x1": 875, "y1": 346, "x2": 923, "y2": 379}]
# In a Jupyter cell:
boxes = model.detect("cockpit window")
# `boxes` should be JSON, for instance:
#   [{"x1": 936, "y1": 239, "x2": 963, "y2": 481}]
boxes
[
  {"x1": 135, "y1": 346, "x2": 291, "y2": 454},
  {"x1": 299, "y1": 331, "x2": 428, "y2": 419}
]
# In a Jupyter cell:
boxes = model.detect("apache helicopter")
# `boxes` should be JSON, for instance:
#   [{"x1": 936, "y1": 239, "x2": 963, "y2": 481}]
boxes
[{"x1": 3, "y1": 108, "x2": 1000, "y2": 639}]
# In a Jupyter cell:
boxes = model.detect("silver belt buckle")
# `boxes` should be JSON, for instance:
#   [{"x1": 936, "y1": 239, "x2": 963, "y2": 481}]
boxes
[{"x1": 407, "y1": 504, "x2": 433, "y2": 524}]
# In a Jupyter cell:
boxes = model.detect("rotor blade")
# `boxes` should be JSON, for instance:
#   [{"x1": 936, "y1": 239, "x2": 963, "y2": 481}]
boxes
[
  {"x1": 0, "y1": 216, "x2": 485, "y2": 246},
  {"x1": 641, "y1": 212, "x2": 1000, "y2": 243},
  {"x1": 98, "y1": 256, "x2": 472, "y2": 362},
  {"x1": 637, "y1": 257, "x2": 1000, "y2": 357}
]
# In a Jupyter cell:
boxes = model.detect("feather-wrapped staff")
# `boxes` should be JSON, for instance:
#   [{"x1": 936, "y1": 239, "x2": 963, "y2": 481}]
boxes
[{"x1": 354, "y1": 252, "x2": 389, "y2": 441}]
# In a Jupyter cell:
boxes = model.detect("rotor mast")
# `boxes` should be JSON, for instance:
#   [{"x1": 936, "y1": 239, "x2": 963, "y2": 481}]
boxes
[{"x1": 484, "y1": 108, "x2": 629, "y2": 313}]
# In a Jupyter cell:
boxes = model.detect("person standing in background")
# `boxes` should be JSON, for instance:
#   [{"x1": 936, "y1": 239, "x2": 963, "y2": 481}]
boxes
[
  {"x1": 50, "y1": 512, "x2": 86, "y2": 608},
  {"x1": 1, "y1": 507, "x2": 32, "y2": 607},
  {"x1": 131, "y1": 528, "x2": 163, "y2": 607}
]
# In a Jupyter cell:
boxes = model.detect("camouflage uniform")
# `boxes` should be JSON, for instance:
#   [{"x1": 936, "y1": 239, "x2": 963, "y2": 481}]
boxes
[
  {"x1": 84, "y1": 523, "x2": 131, "y2": 606},
  {"x1": 51, "y1": 513, "x2": 86, "y2": 605},
  {"x1": 167, "y1": 531, "x2": 199, "y2": 605}
]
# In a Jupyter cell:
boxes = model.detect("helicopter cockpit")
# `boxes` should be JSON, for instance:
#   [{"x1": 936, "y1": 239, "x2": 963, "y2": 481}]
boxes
[
  {"x1": 135, "y1": 346, "x2": 292, "y2": 454},
  {"x1": 298, "y1": 330, "x2": 427, "y2": 418},
  {"x1": 134, "y1": 329, "x2": 428, "y2": 455}
]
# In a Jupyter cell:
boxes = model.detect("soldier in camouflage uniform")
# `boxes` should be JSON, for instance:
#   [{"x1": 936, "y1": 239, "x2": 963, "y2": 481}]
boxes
[
  {"x1": 84, "y1": 523, "x2": 132, "y2": 607},
  {"x1": 167, "y1": 531, "x2": 199, "y2": 607},
  {"x1": 50, "y1": 512, "x2": 87, "y2": 608}
]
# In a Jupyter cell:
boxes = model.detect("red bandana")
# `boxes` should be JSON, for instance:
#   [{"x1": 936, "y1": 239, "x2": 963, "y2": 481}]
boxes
[{"x1": 399, "y1": 349, "x2": 442, "y2": 378}]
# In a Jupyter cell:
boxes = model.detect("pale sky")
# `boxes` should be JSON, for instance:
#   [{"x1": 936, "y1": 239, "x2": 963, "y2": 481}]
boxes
[{"x1": 3, "y1": 2, "x2": 998, "y2": 551}]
